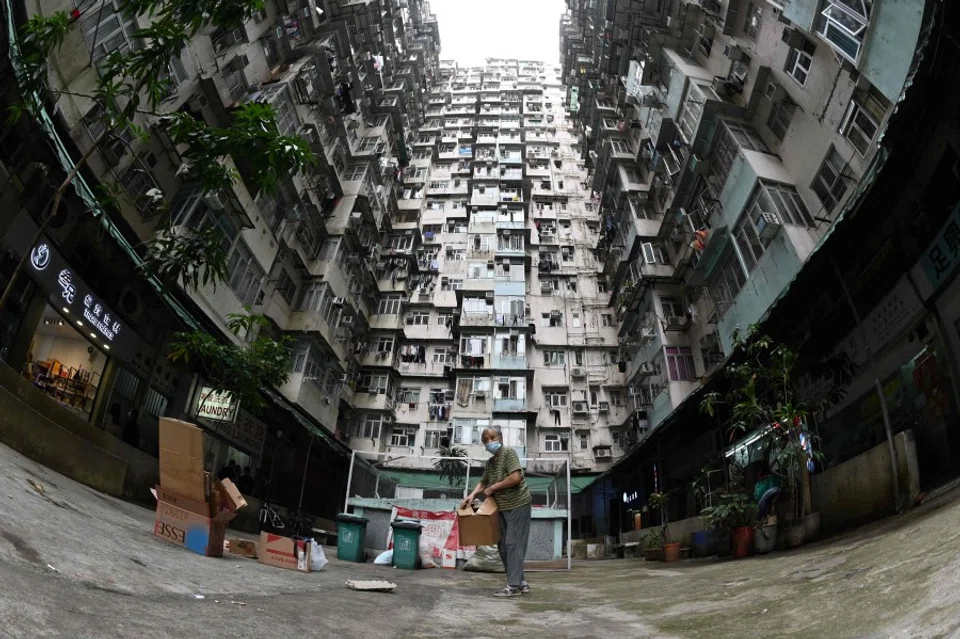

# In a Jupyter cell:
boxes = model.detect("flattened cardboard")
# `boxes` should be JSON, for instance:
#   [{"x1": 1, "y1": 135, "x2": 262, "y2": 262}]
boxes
[
  {"x1": 228, "y1": 538, "x2": 259, "y2": 558},
  {"x1": 216, "y1": 478, "x2": 247, "y2": 514},
  {"x1": 456, "y1": 499, "x2": 501, "y2": 546},
  {"x1": 154, "y1": 499, "x2": 227, "y2": 557},
  {"x1": 258, "y1": 532, "x2": 311, "y2": 572},
  {"x1": 159, "y1": 418, "x2": 207, "y2": 502}
]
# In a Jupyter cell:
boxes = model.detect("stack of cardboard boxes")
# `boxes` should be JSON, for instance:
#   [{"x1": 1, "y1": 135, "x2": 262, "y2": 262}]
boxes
[{"x1": 153, "y1": 418, "x2": 247, "y2": 557}]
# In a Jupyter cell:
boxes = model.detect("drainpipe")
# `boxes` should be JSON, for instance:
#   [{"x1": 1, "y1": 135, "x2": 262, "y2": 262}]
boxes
[{"x1": 831, "y1": 259, "x2": 902, "y2": 513}]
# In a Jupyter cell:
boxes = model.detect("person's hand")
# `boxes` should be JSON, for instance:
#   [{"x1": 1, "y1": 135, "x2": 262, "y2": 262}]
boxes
[
  {"x1": 483, "y1": 487, "x2": 495, "y2": 498},
  {"x1": 460, "y1": 495, "x2": 474, "y2": 509}
]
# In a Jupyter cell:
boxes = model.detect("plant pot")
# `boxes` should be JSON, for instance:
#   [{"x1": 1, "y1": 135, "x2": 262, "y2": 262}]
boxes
[
  {"x1": 785, "y1": 525, "x2": 806, "y2": 548},
  {"x1": 662, "y1": 542, "x2": 680, "y2": 563},
  {"x1": 731, "y1": 526, "x2": 755, "y2": 559},
  {"x1": 715, "y1": 533, "x2": 733, "y2": 557},
  {"x1": 690, "y1": 530, "x2": 715, "y2": 557},
  {"x1": 634, "y1": 513, "x2": 643, "y2": 531},
  {"x1": 754, "y1": 524, "x2": 778, "y2": 555},
  {"x1": 643, "y1": 548, "x2": 664, "y2": 562},
  {"x1": 803, "y1": 512, "x2": 821, "y2": 541}
]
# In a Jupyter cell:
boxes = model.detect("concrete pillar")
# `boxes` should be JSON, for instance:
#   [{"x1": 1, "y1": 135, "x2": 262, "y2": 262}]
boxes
[{"x1": 6, "y1": 286, "x2": 46, "y2": 372}]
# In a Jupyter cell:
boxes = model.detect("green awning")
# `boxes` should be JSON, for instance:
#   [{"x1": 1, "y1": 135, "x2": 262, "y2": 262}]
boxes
[{"x1": 379, "y1": 470, "x2": 599, "y2": 494}]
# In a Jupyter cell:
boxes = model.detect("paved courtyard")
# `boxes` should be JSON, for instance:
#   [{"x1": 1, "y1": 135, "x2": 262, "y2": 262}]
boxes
[{"x1": 1, "y1": 441, "x2": 959, "y2": 638}]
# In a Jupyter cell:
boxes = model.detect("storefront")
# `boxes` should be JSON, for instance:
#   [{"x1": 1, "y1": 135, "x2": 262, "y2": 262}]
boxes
[
  {"x1": 3, "y1": 212, "x2": 141, "y2": 422},
  {"x1": 189, "y1": 381, "x2": 269, "y2": 494}
]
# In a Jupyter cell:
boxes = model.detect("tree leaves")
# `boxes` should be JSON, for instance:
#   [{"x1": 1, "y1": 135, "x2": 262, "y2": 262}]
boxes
[
  {"x1": 168, "y1": 311, "x2": 293, "y2": 413},
  {"x1": 433, "y1": 446, "x2": 467, "y2": 486},
  {"x1": 140, "y1": 226, "x2": 229, "y2": 292}
]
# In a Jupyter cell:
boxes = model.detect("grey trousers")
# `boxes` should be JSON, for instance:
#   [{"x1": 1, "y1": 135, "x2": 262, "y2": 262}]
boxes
[{"x1": 498, "y1": 503, "x2": 532, "y2": 588}]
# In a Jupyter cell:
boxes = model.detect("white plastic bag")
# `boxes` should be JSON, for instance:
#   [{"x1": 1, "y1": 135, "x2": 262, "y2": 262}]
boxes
[
  {"x1": 464, "y1": 545, "x2": 505, "y2": 572},
  {"x1": 310, "y1": 540, "x2": 329, "y2": 571},
  {"x1": 374, "y1": 549, "x2": 394, "y2": 565}
]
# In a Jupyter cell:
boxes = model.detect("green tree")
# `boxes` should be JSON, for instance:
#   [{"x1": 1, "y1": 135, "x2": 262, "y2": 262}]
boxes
[
  {"x1": 434, "y1": 446, "x2": 468, "y2": 487},
  {"x1": 168, "y1": 312, "x2": 293, "y2": 414},
  {"x1": 700, "y1": 326, "x2": 855, "y2": 522},
  {"x1": 2, "y1": 2, "x2": 316, "y2": 311}
]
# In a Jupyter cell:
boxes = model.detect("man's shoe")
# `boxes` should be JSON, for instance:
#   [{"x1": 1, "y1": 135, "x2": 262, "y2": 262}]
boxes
[
  {"x1": 493, "y1": 586, "x2": 522, "y2": 598},
  {"x1": 519, "y1": 583, "x2": 531, "y2": 595}
]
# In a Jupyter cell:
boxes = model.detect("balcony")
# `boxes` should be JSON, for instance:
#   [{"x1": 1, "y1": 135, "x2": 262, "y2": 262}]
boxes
[
  {"x1": 492, "y1": 394, "x2": 527, "y2": 413},
  {"x1": 499, "y1": 168, "x2": 524, "y2": 181},
  {"x1": 497, "y1": 213, "x2": 525, "y2": 230},
  {"x1": 460, "y1": 354, "x2": 491, "y2": 369},
  {"x1": 496, "y1": 240, "x2": 525, "y2": 257},
  {"x1": 460, "y1": 311, "x2": 495, "y2": 327},
  {"x1": 471, "y1": 185, "x2": 500, "y2": 207},
  {"x1": 463, "y1": 277, "x2": 495, "y2": 292},
  {"x1": 352, "y1": 391, "x2": 396, "y2": 412},
  {"x1": 500, "y1": 189, "x2": 523, "y2": 204},
  {"x1": 493, "y1": 354, "x2": 527, "y2": 369}
]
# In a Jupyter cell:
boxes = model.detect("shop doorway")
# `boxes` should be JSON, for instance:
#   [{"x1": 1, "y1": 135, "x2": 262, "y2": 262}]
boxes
[{"x1": 22, "y1": 304, "x2": 108, "y2": 420}]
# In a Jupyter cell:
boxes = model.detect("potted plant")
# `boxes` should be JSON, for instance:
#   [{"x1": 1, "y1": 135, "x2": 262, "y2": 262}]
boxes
[
  {"x1": 700, "y1": 327, "x2": 852, "y2": 554},
  {"x1": 642, "y1": 528, "x2": 665, "y2": 561},
  {"x1": 690, "y1": 465, "x2": 722, "y2": 557},
  {"x1": 701, "y1": 492, "x2": 755, "y2": 559},
  {"x1": 648, "y1": 492, "x2": 679, "y2": 562}
]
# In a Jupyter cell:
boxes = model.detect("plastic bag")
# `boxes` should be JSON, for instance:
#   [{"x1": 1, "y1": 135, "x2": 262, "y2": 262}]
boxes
[
  {"x1": 310, "y1": 540, "x2": 328, "y2": 571},
  {"x1": 420, "y1": 553, "x2": 437, "y2": 569},
  {"x1": 374, "y1": 549, "x2": 394, "y2": 565},
  {"x1": 464, "y1": 545, "x2": 505, "y2": 573}
]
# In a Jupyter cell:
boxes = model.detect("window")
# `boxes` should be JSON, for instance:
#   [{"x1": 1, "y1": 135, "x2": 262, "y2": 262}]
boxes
[
  {"x1": 610, "y1": 390, "x2": 623, "y2": 406},
  {"x1": 641, "y1": 242, "x2": 666, "y2": 265},
  {"x1": 744, "y1": 2, "x2": 762, "y2": 40},
  {"x1": 611, "y1": 139, "x2": 630, "y2": 154},
  {"x1": 785, "y1": 39, "x2": 816, "y2": 86},
  {"x1": 225, "y1": 69, "x2": 248, "y2": 102},
  {"x1": 274, "y1": 268, "x2": 297, "y2": 305},
  {"x1": 375, "y1": 337, "x2": 394, "y2": 354},
  {"x1": 406, "y1": 312, "x2": 430, "y2": 325},
  {"x1": 396, "y1": 388, "x2": 421, "y2": 404},
  {"x1": 165, "y1": 56, "x2": 188, "y2": 91},
  {"x1": 818, "y1": 0, "x2": 871, "y2": 63},
  {"x1": 565, "y1": 280, "x2": 578, "y2": 293},
  {"x1": 578, "y1": 433, "x2": 589, "y2": 450},
  {"x1": 378, "y1": 295, "x2": 403, "y2": 314},
  {"x1": 709, "y1": 250, "x2": 748, "y2": 315},
  {"x1": 840, "y1": 86, "x2": 887, "y2": 156},
  {"x1": 541, "y1": 312, "x2": 563, "y2": 328},
  {"x1": 262, "y1": 39, "x2": 281, "y2": 67},
  {"x1": 812, "y1": 145, "x2": 849, "y2": 213},
  {"x1": 572, "y1": 313, "x2": 582, "y2": 328},
  {"x1": 355, "y1": 416, "x2": 382, "y2": 439},
  {"x1": 732, "y1": 206, "x2": 773, "y2": 273},
  {"x1": 598, "y1": 280, "x2": 608, "y2": 294},
  {"x1": 665, "y1": 347, "x2": 696, "y2": 381},
  {"x1": 752, "y1": 181, "x2": 814, "y2": 227},
  {"x1": 344, "y1": 165, "x2": 367, "y2": 182},
  {"x1": 433, "y1": 348, "x2": 449, "y2": 363},
  {"x1": 767, "y1": 100, "x2": 796, "y2": 142},
  {"x1": 424, "y1": 430, "x2": 444, "y2": 449},
  {"x1": 660, "y1": 296, "x2": 684, "y2": 318},
  {"x1": 80, "y1": 0, "x2": 140, "y2": 64},
  {"x1": 437, "y1": 314, "x2": 452, "y2": 326},
  {"x1": 390, "y1": 427, "x2": 416, "y2": 447},
  {"x1": 543, "y1": 351, "x2": 565, "y2": 366},
  {"x1": 226, "y1": 241, "x2": 265, "y2": 307},
  {"x1": 544, "y1": 434, "x2": 568, "y2": 452},
  {"x1": 119, "y1": 166, "x2": 156, "y2": 217}
]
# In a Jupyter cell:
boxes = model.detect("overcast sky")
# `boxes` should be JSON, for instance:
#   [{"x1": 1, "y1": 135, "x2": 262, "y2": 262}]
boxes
[{"x1": 428, "y1": 0, "x2": 566, "y2": 67}]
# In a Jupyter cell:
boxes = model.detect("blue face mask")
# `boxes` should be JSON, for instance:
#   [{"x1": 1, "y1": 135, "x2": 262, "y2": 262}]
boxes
[{"x1": 485, "y1": 441, "x2": 502, "y2": 454}]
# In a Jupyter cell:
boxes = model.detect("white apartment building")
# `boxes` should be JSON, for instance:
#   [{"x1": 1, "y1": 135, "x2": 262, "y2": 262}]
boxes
[
  {"x1": 564, "y1": 0, "x2": 928, "y2": 454},
  {"x1": 345, "y1": 59, "x2": 628, "y2": 476}
]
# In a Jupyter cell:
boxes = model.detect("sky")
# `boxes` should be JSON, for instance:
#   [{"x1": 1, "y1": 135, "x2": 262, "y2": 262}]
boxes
[{"x1": 428, "y1": 0, "x2": 566, "y2": 67}]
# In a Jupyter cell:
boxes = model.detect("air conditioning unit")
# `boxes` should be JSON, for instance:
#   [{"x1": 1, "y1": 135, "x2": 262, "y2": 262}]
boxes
[
  {"x1": 594, "y1": 448, "x2": 612, "y2": 458},
  {"x1": 100, "y1": 138, "x2": 127, "y2": 167},
  {"x1": 723, "y1": 45, "x2": 746, "y2": 62},
  {"x1": 754, "y1": 210, "x2": 781, "y2": 240},
  {"x1": 225, "y1": 54, "x2": 250, "y2": 72},
  {"x1": 333, "y1": 296, "x2": 345, "y2": 305},
  {"x1": 572, "y1": 401, "x2": 588, "y2": 413},
  {"x1": 638, "y1": 363, "x2": 654, "y2": 377},
  {"x1": 599, "y1": 401, "x2": 610, "y2": 412},
  {"x1": 341, "y1": 315, "x2": 354, "y2": 325},
  {"x1": 781, "y1": 28, "x2": 807, "y2": 50},
  {"x1": 474, "y1": 390, "x2": 487, "y2": 399},
  {"x1": 541, "y1": 282, "x2": 553, "y2": 294},
  {"x1": 571, "y1": 367, "x2": 585, "y2": 377},
  {"x1": 203, "y1": 191, "x2": 225, "y2": 211}
]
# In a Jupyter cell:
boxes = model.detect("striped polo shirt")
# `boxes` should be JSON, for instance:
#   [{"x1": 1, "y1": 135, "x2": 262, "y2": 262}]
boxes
[{"x1": 481, "y1": 446, "x2": 532, "y2": 511}]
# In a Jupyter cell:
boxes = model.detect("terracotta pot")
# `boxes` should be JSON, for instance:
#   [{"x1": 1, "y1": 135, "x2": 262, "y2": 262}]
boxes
[
  {"x1": 785, "y1": 525, "x2": 806, "y2": 548},
  {"x1": 803, "y1": 512, "x2": 821, "y2": 541},
  {"x1": 634, "y1": 513, "x2": 643, "y2": 531},
  {"x1": 663, "y1": 542, "x2": 680, "y2": 562},
  {"x1": 731, "y1": 526, "x2": 755, "y2": 559}
]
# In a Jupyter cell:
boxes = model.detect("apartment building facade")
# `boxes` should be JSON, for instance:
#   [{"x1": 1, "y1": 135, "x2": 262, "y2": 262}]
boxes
[
  {"x1": 342, "y1": 58, "x2": 628, "y2": 476},
  {"x1": 562, "y1": 0, "x2": 929, "y2": 452},
  {"x1": 0, "y1": 0, "x2": 445, "y2": 504}
]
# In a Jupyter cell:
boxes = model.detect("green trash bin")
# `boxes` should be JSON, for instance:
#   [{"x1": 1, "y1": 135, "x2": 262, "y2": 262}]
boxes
[
  {"x1": 336, "y1": 513, "x2": 369, "y2": 563},
  {"x1": 390, "y1": 519, "x2": 422, "y2": 570}
]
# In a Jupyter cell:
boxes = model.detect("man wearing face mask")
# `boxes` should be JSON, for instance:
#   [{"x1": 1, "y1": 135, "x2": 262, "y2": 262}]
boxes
[{"x1": 462, "y1": 427, "x2": 532, "y2": 597}]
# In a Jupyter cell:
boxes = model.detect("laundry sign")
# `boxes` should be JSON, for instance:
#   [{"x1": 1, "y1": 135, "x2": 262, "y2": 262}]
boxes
[{"x1": 195, "y1": 387, "x2": 239, "y2": 423}]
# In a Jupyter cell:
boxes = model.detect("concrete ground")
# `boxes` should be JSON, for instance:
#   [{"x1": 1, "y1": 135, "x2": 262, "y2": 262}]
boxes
[{"x1": 1, "y1": 441, "x2": 960, "y2": 638}]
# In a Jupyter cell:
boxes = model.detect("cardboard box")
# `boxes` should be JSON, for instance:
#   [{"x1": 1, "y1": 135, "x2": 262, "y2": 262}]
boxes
[
  {"x1": 227, "y1": 538, "x2": 259, "y2": 558},
  {"x1": 159, "y1": 418, "x2": 207, "y2": 503},
  {"x1": 155, "y1": 484, "x2": 213, "y2": 518},
  {"x1": 456, "y1": 499, "x2": 501, "y2": 546},
  {"x1": 259, "y1": 532, "x2": 311, "y2": 572},
  {"x1": 154, "y1": 498, "x2": 230, "y2": 557},
  {"x1": 214, "y1": 478, "x2": 247, "y2": 514}
]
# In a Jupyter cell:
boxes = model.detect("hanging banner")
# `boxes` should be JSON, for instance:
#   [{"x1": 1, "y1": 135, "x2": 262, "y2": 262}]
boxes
[{"x1": 386, "y1": 507, "x2": 466, "y2": 568}]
